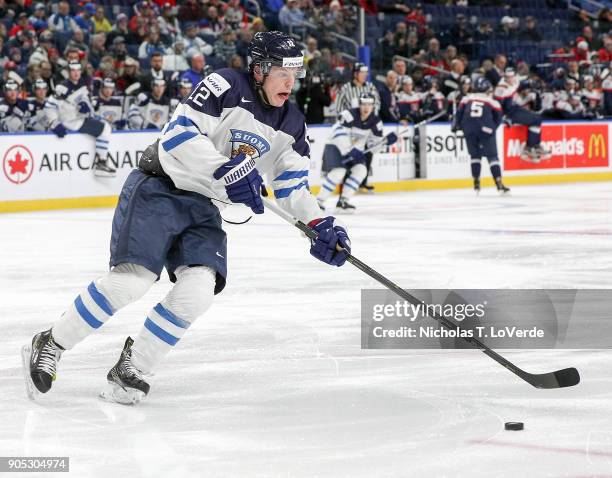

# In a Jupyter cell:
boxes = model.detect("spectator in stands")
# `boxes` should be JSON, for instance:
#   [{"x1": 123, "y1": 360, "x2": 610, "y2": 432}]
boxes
[
  {"x1": 214, "y1": 28, "x2": 237, "y2": 66},
  {"x1": 163, "y1": 38, "x2": 189, "y2": 71},
  {"x1": 29, "y1": 3, "x2": 48, "y2": 33},
  {"x1": 75, "y1": 3, "x2": 96, "y2": 35},
  {"x1": 93, "y1": 6, "x2": 112, "y2": 34},
  {"x1": 520, "y1": 16, "x2": 541, "y2": 42},
  {"x1": 296, "y1": 61, "x2": 332, "y2": 124},
  {"x1": 392, "y1": 57, "x2": 410, "y2": 85},
  {"x1": 88, "y1": 33, "x2": 107, "y2": 69},
  {"x1": 441, "y1": 59, "x2": 465, "y2": 97},
  {"x1": 229, "y1": 54, "x2": 244, "y2": 71},
  {"x1": 485, "y1": 54, "x2": 507, "y2": 86},
  {"x1": 157, "y1": 3, "x2": 180, "y2": 39},
  {"x1": 106, "y1": 14, "x2": 131, "y2": 48},
  {"x1": 38, "y1": 60, "x2": 58, "y2": 91},
  {"x1": 570, "y1": 9, "x2": 592, "y2": 33},
  {"x1": 49, "y1": 1, "x2": 78, "y2": 33},
  {"x1": 110, "y1": 36, "x2": 129, "y2": 67},
  {"x1": 423, "y1": 38, "x2": 444, "y2": 76},
  {"x1": 138, "y1": 27, "x2": 166, "y2": 59},
  {"x1": 598, "y1": 37, "x2": 612, "y2": 62},
  {"x1": 9, "y1": 12, "x2": 35, "y2": 38},
  {"x1": 183, "y1": 22, "x2": 213, "y2": 57},
  {"x1": 567, "y1": 60, "x2": 581, "y2": 82},
  {"x1": 405, "y1": 3, "x2": 426, "y2": 34},
  {"x1": 64, "y1": 29, "x2": 89, "y2": 56},
  {"x1": 235, "y1": 28, "x2": 253, "y2": 63},
  {"x1": 304, "y1": 36, "x2": 320, "y2": 65},
  {"x1": 24, "y1": 62, "x2": 41, "y2": 94},
  {"x1": 200, "y1": 6, "x2": 225, "y2": 37},
  {"x1": 178, "y1": 0, "x2": 205, "y2": 22},
  {"x1": 397, "y1": 76, "x2": 422, "y2": 122},
  {"x1": 279, "y1": 0, "x2": 305, "y2": 34},
  {"x1": 475, "y1": 21, "x2": 493, "y2": 43},
  {"x1": 181, "y1": 52, "x2": 211, "y2": 87},
  {"x1": 571, "y1": 40, "x2": 592, "y2": 64},
  {"x1": 223, "y1": 0, "x2": 247, "y2": 30},
  {"x1": 139, "y1": 51, "x2": 173, "y2": 94},
  {"x1": 116, "y1": 57, "x2": 140, "y2": 93},
  {"x1": 442, "y1": 45, "x2": 458, "y2": 71},
  {"x1": 598, "y1": 8, "x2": 612, "y2": 34},
  {"x1": 450, "y1": 13, "x2": 473, "y2": 53},
  {"x1": 581, "y1": 26, "x2": 601, "y2": 51},
  {"x1": 251, "y1": 17, "x2": 267, "y2": 34},
  {"x1": 28, "y1": 30, "x2": 52, "y2": 66},
  {"x1": 497, "y1": 16, "x2": 516, "y2": 38},
  {"x1": 375, "y1": 70, "x2": 400, "y2": 122}
]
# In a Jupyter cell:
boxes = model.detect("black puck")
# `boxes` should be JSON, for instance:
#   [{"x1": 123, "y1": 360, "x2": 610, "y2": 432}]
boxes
[{"x1": 505, "y1": 422, "x2": 524, "y2": 431}]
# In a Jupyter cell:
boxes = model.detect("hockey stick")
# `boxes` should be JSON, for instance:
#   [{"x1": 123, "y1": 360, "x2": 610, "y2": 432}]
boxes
[
  {"x1": 363, "y1": 110, "x2": 447, "y2": 155},
  {"x1": 262, "y1": 197, "x2": 580, "y2": 389}
]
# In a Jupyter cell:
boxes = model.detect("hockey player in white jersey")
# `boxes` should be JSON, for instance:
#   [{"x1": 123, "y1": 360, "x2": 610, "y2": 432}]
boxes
[
  {"x1": 46, "y1": 60, "x2": 116, "y2": 176},
  {"x1": 93, "y1": 78, "x2": 127, "y2": 130},
  {"x1": 0, "y1": 79, "x2": 28, "y2": 132},
  {"x1": 127, "y1": 78, "x2": 171, "y2": 130},
  {"x1": 25, "y1": 79, "x2": 52, "y2": 132},
  {"x1": 316, "y1": 94, "x2": 397, "y2": 212},
  {"x1": 23, "y1": 31, "x2": 351, "y2": 405}
]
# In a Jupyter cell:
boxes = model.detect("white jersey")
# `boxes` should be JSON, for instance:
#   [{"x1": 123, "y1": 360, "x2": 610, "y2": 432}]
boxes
[
  {"x1": 157, "y1": 69, "x2": 320, "y2": 224},
  {"x1": 128, "y1": 92, "x2": 171, "y2": 130},
  {"x1": 328, "y1": 108, "x2": 384, "y2": 156},
  {"x1": 0, "y1": 98, "x2": 29, "y2": 133},
  {"x1": 93, "y1": 95, "x2": 125, "y2": 126},
  {"x1": 26, "y1": 99, "x2": 53, "y2": 131},
  {"x1": 46, "y1": 79, "x2": 93, "y2": 130}
]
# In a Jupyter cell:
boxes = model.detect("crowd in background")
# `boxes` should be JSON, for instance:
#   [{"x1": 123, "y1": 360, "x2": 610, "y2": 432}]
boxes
[{"x1": 0, "y1": 0, "x2": 610, "y2": 135}]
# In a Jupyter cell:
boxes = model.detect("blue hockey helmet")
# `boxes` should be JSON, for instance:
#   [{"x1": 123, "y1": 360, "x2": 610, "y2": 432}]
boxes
[
  {"x1": 473, "y1": 76, "x2": 492, "y2": 93},
  {"x1": 359, "y1": 93, "x2": 375, "y2": 105},
  {"x1": 248, "y1": 31, "x2": 305, "y2": 79}
]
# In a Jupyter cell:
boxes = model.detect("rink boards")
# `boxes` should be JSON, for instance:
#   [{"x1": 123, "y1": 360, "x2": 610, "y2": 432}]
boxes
[{"x1": 1, "y1": 121, "x2": 611, "y2": 213}]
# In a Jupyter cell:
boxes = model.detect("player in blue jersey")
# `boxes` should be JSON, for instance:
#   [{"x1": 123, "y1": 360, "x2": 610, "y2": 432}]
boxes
[
  {"x1": 316, "y1": 94, "x2": 397, "y2": 212},
  {"x1": 23, "y1": 32, "x2": 352, "y2": 405},
  {"x1": 453, "y1": 76, "x2": 510, "y2": 195}
]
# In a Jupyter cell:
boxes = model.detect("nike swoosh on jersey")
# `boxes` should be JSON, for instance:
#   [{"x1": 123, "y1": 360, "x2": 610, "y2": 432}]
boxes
[{"x1": 240, "y1": 97, "x2": 252, "y2": 103}]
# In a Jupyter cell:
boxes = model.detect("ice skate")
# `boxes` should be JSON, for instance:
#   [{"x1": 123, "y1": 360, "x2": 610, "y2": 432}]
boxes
[
  {"x1": 495, "y1": 177, "x2": 511, "y2": 196},
  {"x1": 534, "y1": 143, "x2": 552, "y2": 160},
  {"x1": 22, "y1": 329, "x2": 64, "y2": 400},
  {"x1": 473, "y1": 178, "x2": 481, "y2": 195},
  {"x1": 100, "y1": 337, "x2": 150, "y2": 405},
  {"x1": 93, "y1": 158, "x2": 116, "y2": 177},
  {"x1": 335, "y1": 197, "x2": 356, "y2": 214},
  {"x1": 521, "y1": 146, "x2": 542, "y2": 164}
]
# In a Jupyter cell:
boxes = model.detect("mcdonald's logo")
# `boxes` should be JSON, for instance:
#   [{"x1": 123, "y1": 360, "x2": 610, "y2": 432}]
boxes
[{"x1": 588, "y1": 133, "x2": 607, "y2": 159}]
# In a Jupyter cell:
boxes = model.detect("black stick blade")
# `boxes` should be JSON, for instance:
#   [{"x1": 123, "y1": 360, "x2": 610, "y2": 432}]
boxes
[{"x1": 527, "y1": 367, "x2": 581, "y2": 389}]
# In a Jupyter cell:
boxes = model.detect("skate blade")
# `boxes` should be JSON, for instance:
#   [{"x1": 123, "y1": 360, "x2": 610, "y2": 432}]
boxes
[
  {"x1": 99, "y1": 382, "x2": 145, "y2": 405},
  {"x1": 93, "y1": 170, "x2": 116, "y2": 178},
  {"x1": 21, "y1": 344, "x2": 39, "y2": 401},
  {"x1": 498, "y1": 190, "x2": 512, "y2": 196}
]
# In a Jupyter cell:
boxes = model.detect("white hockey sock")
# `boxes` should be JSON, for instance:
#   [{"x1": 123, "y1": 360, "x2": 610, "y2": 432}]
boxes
[
  {"x1": 95, "y1": 121, "x2": 111, "y2": 160},
  {"x1": 317, "y1": 168, "x2": 346, "y2": 201},
  {"x1": 131, "y1": 266, "x2": 216, "y2": 374},
  {"x1": 341, "y1": 163, "x2": 367, "y2": 199},
  {"x1": 52, "y1": 263, "x2": 156, "y2": 350}
]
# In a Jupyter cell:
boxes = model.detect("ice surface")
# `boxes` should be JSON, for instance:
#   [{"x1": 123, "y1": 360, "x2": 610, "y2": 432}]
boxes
[{"x1": 1, "y1": 182, "x2": 612, "y2": 477}]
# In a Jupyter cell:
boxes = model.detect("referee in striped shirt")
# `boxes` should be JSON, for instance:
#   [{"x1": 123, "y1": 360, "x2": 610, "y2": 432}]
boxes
[{"x1": 335, "y1": 63, "x2": 381, "y2": 117}]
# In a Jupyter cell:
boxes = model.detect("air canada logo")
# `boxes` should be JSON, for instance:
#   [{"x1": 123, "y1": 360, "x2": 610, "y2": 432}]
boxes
[
  {"x1": 229, "y1": 129, "x2": 270, "y2": 159},
  {"x1": 3, "y1": 144, "x2": 34, "y2": 184}
]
